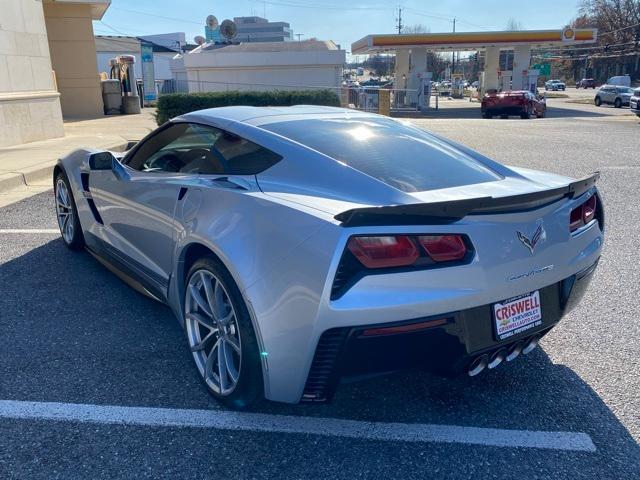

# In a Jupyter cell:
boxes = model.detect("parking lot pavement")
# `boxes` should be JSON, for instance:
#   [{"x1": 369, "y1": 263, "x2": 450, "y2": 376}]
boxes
[{"x1": 1, "y1": 112, "x2": 639, "y2": 479}]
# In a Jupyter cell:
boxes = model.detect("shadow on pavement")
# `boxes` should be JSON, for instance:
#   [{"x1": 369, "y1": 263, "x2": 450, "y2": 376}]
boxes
[{"x1": 1, "y1": 238, "x2": 639, "y2": 477}]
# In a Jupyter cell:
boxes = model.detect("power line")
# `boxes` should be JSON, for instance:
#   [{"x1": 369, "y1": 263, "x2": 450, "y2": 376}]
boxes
[{"x1": 109, "y1": 6, "x2": 203, "y2": 25}]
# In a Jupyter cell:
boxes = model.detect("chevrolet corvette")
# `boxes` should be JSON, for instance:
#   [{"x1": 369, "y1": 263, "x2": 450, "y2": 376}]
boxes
[{"x1": 53, "y1": 105, "x2": 604, "y2": 408}]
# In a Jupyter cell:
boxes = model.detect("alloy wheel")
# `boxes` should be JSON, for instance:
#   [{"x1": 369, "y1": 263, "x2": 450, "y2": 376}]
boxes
[
  {"x1": 185, "y1": 269, "x2": 241, "y2": 395},
  {"x1": 55, "y1": 178, "x2": 74, "y2": 244}
]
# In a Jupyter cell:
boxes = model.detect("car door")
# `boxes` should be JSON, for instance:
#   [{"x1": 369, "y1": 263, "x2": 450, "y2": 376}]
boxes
[
  {"x1": 601, "y1": 87, "x2": 614, "y2": 103},
  {"x1": 88, "y1": 123, "x2": 207, "y2": 297}
]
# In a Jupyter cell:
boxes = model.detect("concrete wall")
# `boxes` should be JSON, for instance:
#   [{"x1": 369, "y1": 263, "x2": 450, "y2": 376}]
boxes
[
  {"x1": 44, "y1": 2, "x2": 103, "y2": 116},
  {"x1": 0, "y1": 0, "x2": 64, "y2": 146}
]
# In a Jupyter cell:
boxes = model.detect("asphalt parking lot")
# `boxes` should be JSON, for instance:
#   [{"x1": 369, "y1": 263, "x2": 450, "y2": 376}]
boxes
[{"x1": 1, "y1": 101, "x2": 639, "y2": 479}]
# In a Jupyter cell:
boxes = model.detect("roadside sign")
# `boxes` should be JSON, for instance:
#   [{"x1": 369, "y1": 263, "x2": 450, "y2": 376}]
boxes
[
  {"x1": 532, "y1": 63, "x2": 550, "y2": 76},
  {"x1": 141, "y1": 43, "x2": 156, "y2": 104}
]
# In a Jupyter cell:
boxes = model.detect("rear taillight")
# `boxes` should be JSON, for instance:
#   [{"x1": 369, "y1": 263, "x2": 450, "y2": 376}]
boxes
[
  {"x1": 347, "y1": 236, "x2": 419, "y2": 269},
  {"x1": 334, "y1": 234, "x2": 473, "y2": 300},
  {"x1": 347, "y1": 234, "x2": 469, "y2": 269},
  {"x1": 418, "y1": 235, "x2": 467, "y2": 262},
  {"x1": 569, "y1": 194, "x2": 599, "y2": 232}
]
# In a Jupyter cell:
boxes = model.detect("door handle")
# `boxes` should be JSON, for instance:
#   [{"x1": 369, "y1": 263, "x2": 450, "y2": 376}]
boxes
[{"x1": 209, "y1": 177, "x2": 250, "y2": 190}]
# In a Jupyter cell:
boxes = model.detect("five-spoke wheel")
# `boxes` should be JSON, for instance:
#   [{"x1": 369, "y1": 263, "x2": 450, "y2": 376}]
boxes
[
  {"x1": 54, "y1": 171, "x2": 84, "y2": 250},
  {"x1": 184, "y1": 257, "x2": 263, "y2": 408}
]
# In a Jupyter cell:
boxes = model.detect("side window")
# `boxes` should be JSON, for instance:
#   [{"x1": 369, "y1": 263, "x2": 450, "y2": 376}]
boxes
[
  {"x1": 211, "y1": 131, "x2": 282, "y2": 175},
  {"x1": 126, "y1": 123, "x2": 224, "y2": 174},
  {"x1": 125, "y1": 123, "x2": 281, "y2": 175}
]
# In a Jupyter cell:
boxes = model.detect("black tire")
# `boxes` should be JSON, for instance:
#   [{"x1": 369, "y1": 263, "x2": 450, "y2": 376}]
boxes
[
  {"x1": 614, "y1": 98, "x2": 622, "y2": 108},
  {"x1": 594, "y1": 96, "x2": 602, "y2": 107},
  {"x1": 520, "y1": 107, "x2": 531, "y2": 119},
  {"x1": 54, "y1": 170, "x2": 84, "y2": 250},
  {"x1": 185, "y1": 256, "x2": 263, "y2": 410}
]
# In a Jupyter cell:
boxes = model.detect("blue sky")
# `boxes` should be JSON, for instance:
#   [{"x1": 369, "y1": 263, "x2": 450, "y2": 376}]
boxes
[{"x1": 94, "y1": 0, "x2": 582, "y2": 55}]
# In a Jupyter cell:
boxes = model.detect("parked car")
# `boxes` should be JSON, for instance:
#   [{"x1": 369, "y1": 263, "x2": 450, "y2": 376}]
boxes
[
  {"x1": 53, "y1": 106, "x2": 603, "y2": 408},
  {"x1": 545, "y1": 79, "x2": 566, "y2": 91},
  {"x1": 481, "y1": 90, "x2": 546, "y2": 119},
  {"x1": 606, "y1": 75, "x2": 631, "y2": 87},
  {"x1": 630, "y1": 88, "x2": 640, "y2": 117},
  {"x1": 594, "y1": 85, "x2": 634, "y2": 107},
  {"x1": 576, "y1": 78, "x2": 596, "y2": 89}
]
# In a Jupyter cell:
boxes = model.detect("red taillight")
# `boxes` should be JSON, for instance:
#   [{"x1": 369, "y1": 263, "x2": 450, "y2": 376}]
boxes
[
  {"x1": 347, "y1": 236, "x2": 419, "y2": 269},
  {"x1": 583, "y1": 195, "x2": 596, "y2": 224},
  {"x1": 570, "y1": 194, "x2": 598, "y2": 232},
  {"x1": 418, "y1": 235, "x2": 467, "y2": 262}
]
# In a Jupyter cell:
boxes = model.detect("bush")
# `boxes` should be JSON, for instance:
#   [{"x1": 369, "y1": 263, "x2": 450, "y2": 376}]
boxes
[{"x1": 155, "y1": 89, "x2": 341, "y2": 125}]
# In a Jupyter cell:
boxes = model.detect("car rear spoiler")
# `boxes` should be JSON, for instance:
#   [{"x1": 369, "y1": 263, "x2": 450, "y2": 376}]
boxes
[{"x1": 334, "y1": 172, "x2": 599, "y2": 227}]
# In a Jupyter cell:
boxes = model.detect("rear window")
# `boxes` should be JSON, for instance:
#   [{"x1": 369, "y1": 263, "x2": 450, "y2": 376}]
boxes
[{"x1": 261, "y1": 117, "x2": 501, "y2": 192}]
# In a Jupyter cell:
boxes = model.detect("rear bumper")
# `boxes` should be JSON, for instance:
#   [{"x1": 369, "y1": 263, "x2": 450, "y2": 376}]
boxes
[
  {"x1": 482, "y1": 106, "x2": 526, "y2": 116},
  {"x1": 301, "y1": 258, "x2": 599, "y2": 403}
]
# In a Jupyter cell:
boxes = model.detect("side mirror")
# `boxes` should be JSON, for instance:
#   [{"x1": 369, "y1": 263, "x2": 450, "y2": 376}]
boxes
[{"x1": 88, "y1": 151, "x2": 116, "y2": 170}]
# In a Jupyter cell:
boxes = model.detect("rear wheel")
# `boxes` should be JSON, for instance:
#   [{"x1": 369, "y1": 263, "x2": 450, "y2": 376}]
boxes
[
  {"x1": 614, "y1": 98, "x2": 622, "y2": 108},
  {"x1": 54, "y1": 171, "x2": 84, "y2": 250},
  {"x1": 594, "y1": 96, "x2": 602, "y2": 107},
  {"x1": 184, "y1": 256, "x2": 263, "y2": 409}
]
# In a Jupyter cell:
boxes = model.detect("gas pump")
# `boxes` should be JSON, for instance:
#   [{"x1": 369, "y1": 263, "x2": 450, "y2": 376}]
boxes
[
  {"x1": 523, "y1": 69, "x2": 540, "y2": 94},
  {"x1": 451, "y1": 73, "x2": 464, "y2": 98},
  {"x1": 498, "y1": 70, "x2": 512, "y2": 91},
  {"x1": 116, "y1": 55, "x2": 141, "y2": 114},
  {"x1": 416, "y1": 71, "x2": 433, "y2": 110}
]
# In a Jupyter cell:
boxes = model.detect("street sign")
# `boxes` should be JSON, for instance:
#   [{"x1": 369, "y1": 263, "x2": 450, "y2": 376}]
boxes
[{"x1": 532, "y1": 63, "x2": 550, "y2": 76}]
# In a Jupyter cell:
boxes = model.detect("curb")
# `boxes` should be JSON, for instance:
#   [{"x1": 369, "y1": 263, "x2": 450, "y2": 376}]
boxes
[{"x1": 0, "y1": 141, "x2": 129, "y2": 192}]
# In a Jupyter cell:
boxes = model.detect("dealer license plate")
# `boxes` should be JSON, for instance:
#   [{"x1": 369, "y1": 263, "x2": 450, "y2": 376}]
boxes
[{"x1": 493, "y1": 291, "x2": 542, "y2": 341}]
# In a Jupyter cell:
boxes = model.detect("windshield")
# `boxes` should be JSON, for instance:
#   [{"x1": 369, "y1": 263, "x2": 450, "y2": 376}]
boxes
[
  {"x1": 618, "y1": 87, "x2": 633, "y2": 94},
  {"x1": 262, "y1": 117, "x2": 501, "y2": 192}
]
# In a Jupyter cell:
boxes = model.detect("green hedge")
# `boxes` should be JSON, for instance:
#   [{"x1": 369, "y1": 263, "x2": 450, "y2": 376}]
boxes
[{"x1": 155, "y1": 90, "x2": 341, "y2": 125}]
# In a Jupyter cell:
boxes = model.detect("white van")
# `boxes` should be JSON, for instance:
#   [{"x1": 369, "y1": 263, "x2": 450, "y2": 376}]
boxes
[{"x1": 606, "y1": 75, "x2": 631, "y2": 87}]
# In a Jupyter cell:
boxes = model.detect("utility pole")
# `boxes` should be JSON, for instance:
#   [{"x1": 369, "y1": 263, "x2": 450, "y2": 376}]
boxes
[
  {"x1": 452, "y1": 17, "x2": 456, "y2": 77},
  {"x1": 396, "y1": 7, "x2": 403, "y2": 35}
]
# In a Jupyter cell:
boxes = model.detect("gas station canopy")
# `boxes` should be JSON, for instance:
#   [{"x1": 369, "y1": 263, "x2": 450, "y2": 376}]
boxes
[{"x1": 351, "y1": 28, "x2": 598, "y2": 54}]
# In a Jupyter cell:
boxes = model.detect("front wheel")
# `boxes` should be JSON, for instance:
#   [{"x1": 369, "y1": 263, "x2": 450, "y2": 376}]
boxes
[
  {"x1": 184, "y1": 257, "x2": 263, "y2": 409},
  {"x1": 614, "y1": 98, "x2": 622, "y2": 108},
  {"x1": 594, "y1": 97, "x2": 602, "y2": 107},
  {"x1": 520, "y1": 107, "x2": 531, "y2": 119},
  {"x1": 54, "y1": 171, "x2": 84, "y2": 250}
]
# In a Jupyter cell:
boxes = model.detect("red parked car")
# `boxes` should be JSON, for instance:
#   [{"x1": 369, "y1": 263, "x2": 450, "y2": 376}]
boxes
[{"x1": 481, "y1": 90, "x2": 547, "y2": 119}]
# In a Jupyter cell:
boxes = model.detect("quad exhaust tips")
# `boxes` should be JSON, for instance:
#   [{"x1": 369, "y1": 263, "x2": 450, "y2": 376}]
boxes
[{"x1": 468, "y1": 335, "x2": 541, "y2": 376}]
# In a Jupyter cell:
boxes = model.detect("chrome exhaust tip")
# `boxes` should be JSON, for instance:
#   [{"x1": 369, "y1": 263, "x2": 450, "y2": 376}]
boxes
[
  {"x1": 487, "y1": 348, "x2": 507, "y2": 369},
  {"x1": 522, "y1": 335, "x2": 540, "y2": 355},
  {"x1": 468, "y1": 355, "x2": 488, "y2": 377},
  {"x1": 506, "y1": 342, "x2": 523, "y2": 362}
]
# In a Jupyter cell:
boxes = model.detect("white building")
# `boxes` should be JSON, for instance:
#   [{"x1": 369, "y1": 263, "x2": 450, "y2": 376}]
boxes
[
  {"x1": 233, "y1": 16, "x2": 293, "y2": 43},
  {"x1": 170, "y1": 40, "x2": 345, "y2": 93}
]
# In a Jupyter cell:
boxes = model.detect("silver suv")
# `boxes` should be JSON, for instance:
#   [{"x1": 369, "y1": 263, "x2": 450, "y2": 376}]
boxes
[{"x1": 594, "y1": 85, "x2": 633, "y2": 108}]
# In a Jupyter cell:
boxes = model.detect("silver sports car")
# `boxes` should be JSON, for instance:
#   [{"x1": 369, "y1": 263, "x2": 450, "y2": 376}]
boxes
[{"x1": 54, "y1": 106, "x2": 604, "y2": 408}]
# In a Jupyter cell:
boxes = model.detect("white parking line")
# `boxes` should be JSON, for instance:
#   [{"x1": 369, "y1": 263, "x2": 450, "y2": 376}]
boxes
[
  {"x1": 0, "y1": 229, "x2": 59, "y2": 234},
  {"x1": 0, "y1": 399, "x2": 595, "y2": 452}
]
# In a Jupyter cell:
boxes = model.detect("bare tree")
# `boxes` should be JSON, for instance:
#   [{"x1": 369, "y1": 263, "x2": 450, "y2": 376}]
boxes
[
  {"x1": 505, "y1": 18, "x2": 523, "y2": 31},
  {"x1": 403, "y1": 24, "x2": 430, "y2": 34}
]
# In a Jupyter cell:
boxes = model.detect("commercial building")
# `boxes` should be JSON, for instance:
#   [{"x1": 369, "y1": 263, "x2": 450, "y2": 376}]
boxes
[
  {"x1": 1, "y1": 0, "x2": 110, "y2": 147},
  {"x1": 233, "y1": 16, "x2": 293, "y2": 43},
  {"x1": 170, "y1": 40, "x2": 345, "y2": 93}
]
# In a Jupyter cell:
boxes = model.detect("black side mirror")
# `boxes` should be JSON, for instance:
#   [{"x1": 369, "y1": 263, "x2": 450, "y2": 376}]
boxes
[{"x1": 88, "y1": 151, "x2": 116, "y2": 170}]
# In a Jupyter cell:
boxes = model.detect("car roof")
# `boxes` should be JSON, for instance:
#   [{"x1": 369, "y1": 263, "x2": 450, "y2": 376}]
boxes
[{"x1": 177, "y1": 105, "x2": 375, "y2": 126}]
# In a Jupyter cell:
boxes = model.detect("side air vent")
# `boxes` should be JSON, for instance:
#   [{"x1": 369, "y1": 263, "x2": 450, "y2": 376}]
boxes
[
  {"x1": 301, "y1": 328, "x2": 349, "y2": 402},
  {"x1": 80, "y1": 173, "x2": 90, "y2": 192}
]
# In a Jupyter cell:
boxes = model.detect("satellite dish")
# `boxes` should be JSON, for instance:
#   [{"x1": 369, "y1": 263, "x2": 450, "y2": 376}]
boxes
[
  {"x1": 206, "y1": 15, "x2": 219, "y2": 29},
  {"x1": 220, "y1": 19, "x2": 237, "y2": 40},
  {"x1": 194, "y1": 35, "x2": 206, "y2": 45}
]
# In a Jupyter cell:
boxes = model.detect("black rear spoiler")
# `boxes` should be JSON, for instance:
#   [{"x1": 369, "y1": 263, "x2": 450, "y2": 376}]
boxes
[{"x1": 334, "y1": 172, "x2": 599, "y2": 227}]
